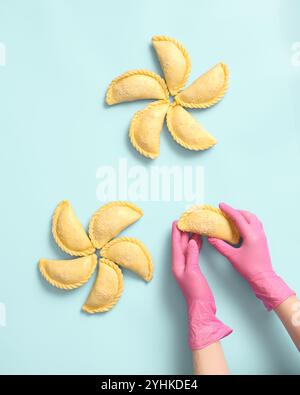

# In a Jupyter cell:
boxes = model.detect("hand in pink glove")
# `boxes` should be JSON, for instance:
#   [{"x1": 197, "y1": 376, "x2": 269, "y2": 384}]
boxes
[
  {"x1": 172, "y1": 221, "x2": 232, "y2": 350},
  {"x1": 208, "y1": 203, "x2": 295, "y2": 311}
]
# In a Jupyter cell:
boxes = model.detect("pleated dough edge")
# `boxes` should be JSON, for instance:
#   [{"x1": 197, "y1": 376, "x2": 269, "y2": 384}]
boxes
[
  {"x1": 175, "y1": 63, "x2": 229, "y2": 109},
  {"x1": 178, "y1": 204, "x2": 240, "y2": 244},
  {"x1": 129, "y1": 100, "x2": 169, "y2": 159},
  {"x1": 52, "y1": 200, "x2": 95, "y2": 257},
  {"x1": 152, "y1": 35, "x2": 191, "y2": 95},
  {"x1": 38, "y1": 254, "x2": 97, "y2": 290},
  {"x1": 106, "y1": 69, "x2": 169, "y2": 105},
  {"x1": 101, "y1": 237, "x2": 154, "y2": 282},
  {"x1": 88, "y1": 201, "x2": 143, "y2": 249},
  {"x1": 82, "y1": 258, "x2": 124, "y2": 314},
  {"x1": 166, "y1": 105, "x2": 217, "y2": 151}
]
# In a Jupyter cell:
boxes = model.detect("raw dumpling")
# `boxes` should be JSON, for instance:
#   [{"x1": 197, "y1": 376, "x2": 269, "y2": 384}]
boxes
[
  {"x1": 82, "y1": 259, "x2": 123, "y2": 313},
  {"x1": 175, "y1": 63, "x2": 229, "y2": 108},
  {"x1": 89, "y1": 202, "x2": 143, "y2": 249},
  {"x1": 52, "y1": 201, "x2": 95, "y2": 256},
  {"x1": 129, "y1": 100, "x2": 169, "y2": 158},
  {"x1": 166, "y1": 105, "x2": 216, "y2": 150},
  {"x1": 39, "y1": 255, "x2": 97, "y2": 289},
  {"x1": 106, "y1": 70, "x2": 169, "y2": 104},
  {"x1": 152, "y1": 35, "x2": 191, "y2": 95},
  {"x1": 101, "y1": 237, "x2": 153, "y2": 281},
  {"x1": 178, "y1": 204, "x2": 240, "y2": 244}
]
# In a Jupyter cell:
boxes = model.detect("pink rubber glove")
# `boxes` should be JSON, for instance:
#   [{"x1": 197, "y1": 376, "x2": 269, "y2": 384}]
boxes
[
  {"x1": 208, "y1": 203, "x2": 295, "y2": 311},
  {"x1": 172, "y1": 221, "x2": 232, "y2": 350}
]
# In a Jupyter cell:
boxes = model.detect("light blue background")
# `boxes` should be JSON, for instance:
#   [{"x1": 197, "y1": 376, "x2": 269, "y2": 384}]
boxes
[{"x1": 0, "y1": 0, "x2": 299, "y2": 374}]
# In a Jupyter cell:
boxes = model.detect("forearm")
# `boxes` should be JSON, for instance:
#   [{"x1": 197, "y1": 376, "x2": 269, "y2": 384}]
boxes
[
  {"x1": 192, "y1": 342, "x2": 230, "y2": 375},
  {"x1": 274, "y1": 295, "x2": 300, "y2": 351}
]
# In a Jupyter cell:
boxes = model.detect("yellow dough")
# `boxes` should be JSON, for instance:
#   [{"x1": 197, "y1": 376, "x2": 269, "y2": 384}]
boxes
[
  {"x1": 152, "y1": 35, "x2": 191, "y2": 96},
  {"x1": 101, "y1": 237, "x2": 153, "y2": 282},
  {"x1": 39, "y1": 254, "x2": 97, "y2": 290},
  {"x1": 105, "y1": 36, "x2": 229, "y2": 158},
  {"x1": 175, "y1": 63, "x2": 229, "y2": 108},
  {"x1": 166, "y1": 105, "x2": 216, "y2": 150},
  {"x1": 52, "y1": 201, "x2": 95, "y2": 257},
  {"x1": 178, "y1": 205, "x2": 240, "y2": 245},
  {"x1": 89, "y1": 201, "x2": 143, "y2": 249},
  {"x1": 129, "y1": 100, "x2": 169, "y2": 159},
  {"x1": 106, "y1": 70, "x2": 169, "y2": 104},
  {"x1": 39, "y1": 200, "x2": 153, "y2": 314},
  {"x1": 82, "y1": 259, "x2": 123, "y2": 313}
]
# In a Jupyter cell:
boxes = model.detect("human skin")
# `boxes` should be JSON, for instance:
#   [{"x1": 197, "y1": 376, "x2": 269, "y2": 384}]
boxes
[
  {"x1": 274, "y1": 295, "x2": 300, "y2": 351},
  {"x1": 192, "y1": 342, "x2": 230, "y2": 375}
]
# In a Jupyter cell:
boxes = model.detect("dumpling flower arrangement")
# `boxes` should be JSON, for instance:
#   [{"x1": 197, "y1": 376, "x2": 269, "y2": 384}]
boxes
[
  {"x1": 39, "y1": 201, "x2": 153, "y2": 313},
  {"x1": 106, "y1": 35, "x2": 229, "y2": 159}
]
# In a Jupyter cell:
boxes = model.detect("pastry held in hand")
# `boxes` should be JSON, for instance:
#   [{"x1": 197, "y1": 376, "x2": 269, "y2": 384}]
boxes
[{"x1": 178, "y1": 204, "x2": 240, "y2": 245}]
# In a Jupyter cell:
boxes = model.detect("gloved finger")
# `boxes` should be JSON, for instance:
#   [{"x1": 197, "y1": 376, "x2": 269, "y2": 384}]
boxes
[
  {"x1": 238, "y1": 210, "x2": 252, "y2": 224},
  {"x1": 185, "y1": 239, "x2": 200, "y2": 272},
  {"x1": 239, "y1": 210, "x2": 263, "y2": 229},
  {"x1": 181, "y1": 231, "x2": 189, "y2": 252},
  {"x1": 172, "y1": 221, "x2": 181, "y2": 255},
  {"x1": 219, "y1": 202, "x2": 248, "y2": 238},
  {"x1": 172, "y1": 221, "x2": 185, "y2": 275},
  {"x1": 191, "y1": 233, "x2": 202, "y2": 250},
  {"x1": 208, "y1": 237, "x2": 235, "y2": 260},
  {"x1": 172, "y1": 221, "x2": 180, "y2": 245}
]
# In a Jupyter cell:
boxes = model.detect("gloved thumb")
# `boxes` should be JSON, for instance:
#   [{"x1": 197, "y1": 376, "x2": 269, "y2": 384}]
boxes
[
  {"x1": 185, "y1": 239, "x2": 200, "y2": 271},
  {"x1": 208, "y1": 237, "x2": 234, "y2": 260}
]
